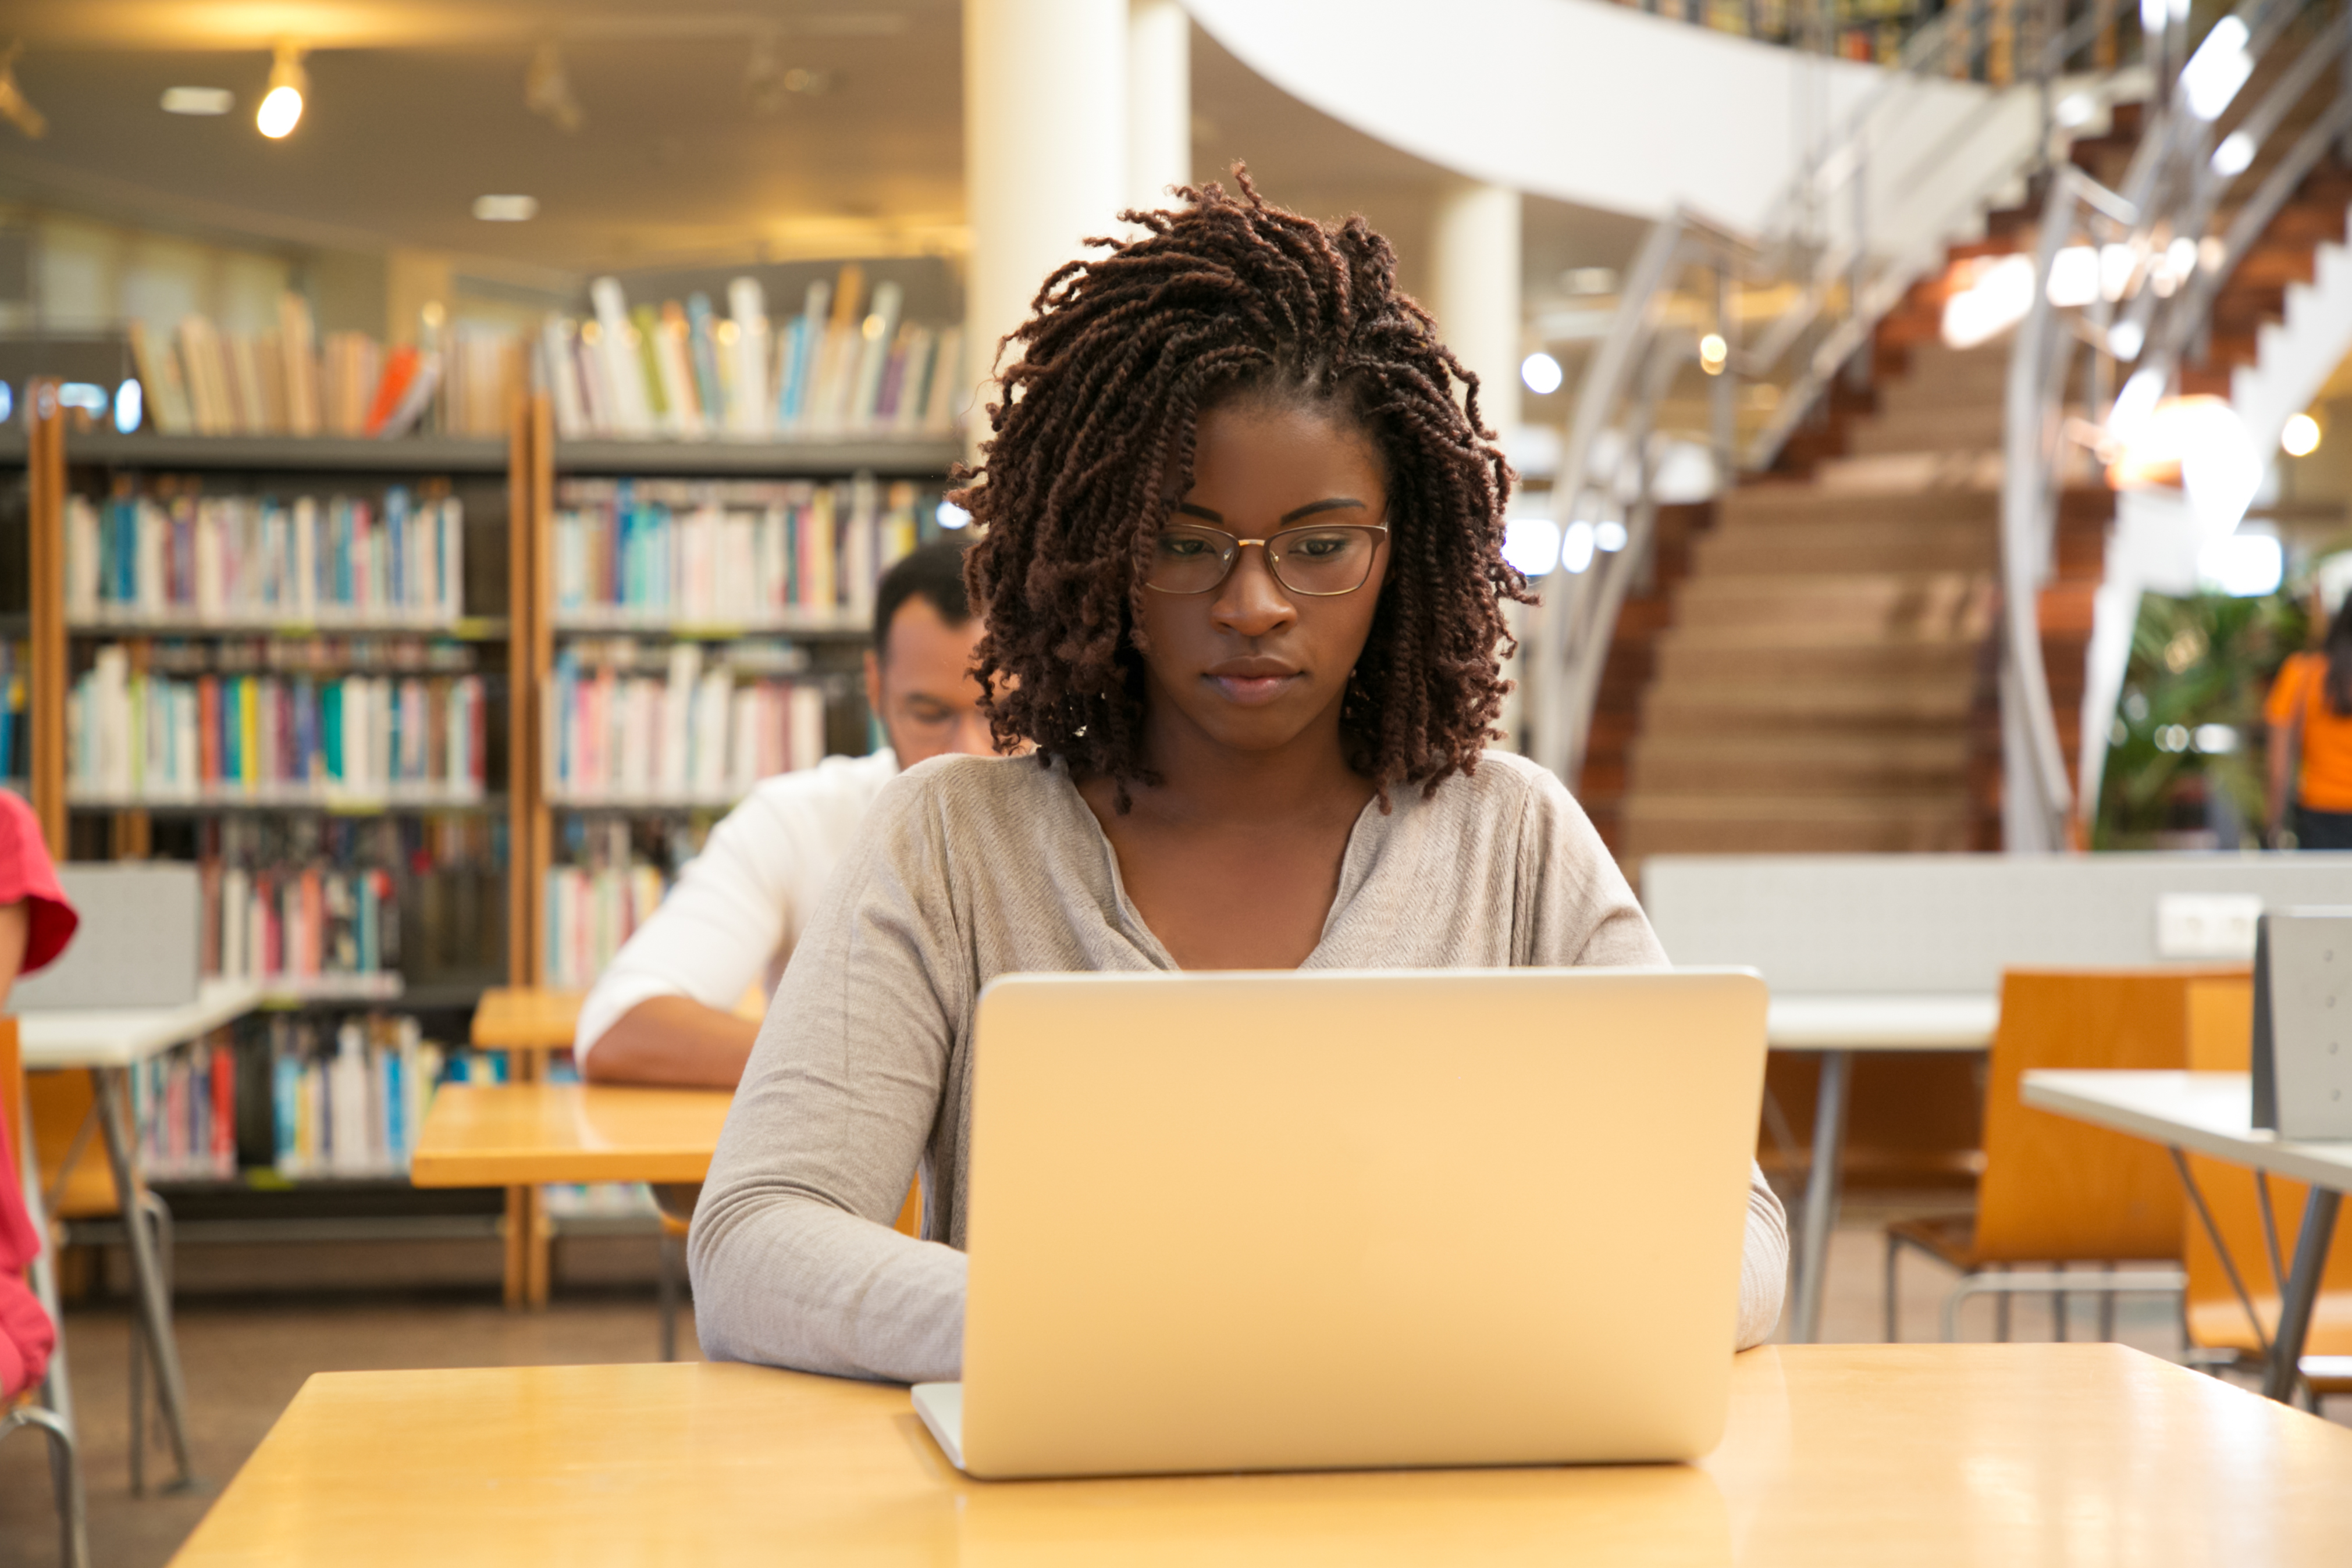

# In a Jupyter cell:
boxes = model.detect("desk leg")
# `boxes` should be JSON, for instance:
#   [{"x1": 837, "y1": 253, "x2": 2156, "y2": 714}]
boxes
[
  {"x1": 91, "y1": 1067, "x2": 196, "y2": 1491},
  {"x1": 501, "y1": 1047, "x2": 553, "y2": 1310},
  {"x1": 2264, "y1": 1188, "x2": 2342, "y2": 1403},
  {"x1": 1792, "y1": 1049, "x2": 1853, "y2": 1346}
]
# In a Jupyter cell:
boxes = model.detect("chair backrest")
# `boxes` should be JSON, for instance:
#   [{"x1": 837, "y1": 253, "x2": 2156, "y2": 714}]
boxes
[
  {"x1": 1973, "y1": 968, "x2": 2246, "y2": 1263},
  {"x1": 2180, "y1": 977, "x2": 2352, "y2": 1354}
]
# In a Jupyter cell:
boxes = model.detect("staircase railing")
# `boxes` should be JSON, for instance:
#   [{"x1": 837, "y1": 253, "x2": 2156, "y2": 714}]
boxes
[
  {"x1": 1527, "y1": 1, "x2": 2136, "y2": 786},
  {"x1": 1999, "y1": 0, "x2": 2350, "y2": 851}
]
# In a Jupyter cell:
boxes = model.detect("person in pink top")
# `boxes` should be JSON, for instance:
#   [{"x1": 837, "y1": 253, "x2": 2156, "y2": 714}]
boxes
[{"x1": 0, "y1": 790, "x2": 79, "y2": 1400}]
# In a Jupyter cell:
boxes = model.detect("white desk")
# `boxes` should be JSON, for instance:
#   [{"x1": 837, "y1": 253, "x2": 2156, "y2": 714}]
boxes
[
  {"x1": 1767, "y1": 994, "x2": 1999, "y2": 1345},
  {"x1": 10, "y1": 975, "x2": 262, "y2": 1492},
  {"x1": 2023, "y1": 1070, "x2": 2351, "y2": 1402},
  {"x1": 16, "y1": 977, "x2": 262, "y2": 1069}
]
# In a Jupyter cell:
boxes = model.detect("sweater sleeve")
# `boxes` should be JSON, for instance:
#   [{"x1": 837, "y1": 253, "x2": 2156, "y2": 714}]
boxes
[
  {"x1": 688, "y1": 772, "x2": 970, "y2": 1382},
  {"x1": 1514, "y1": 763, "x2": 1788, "y2": 1350}
]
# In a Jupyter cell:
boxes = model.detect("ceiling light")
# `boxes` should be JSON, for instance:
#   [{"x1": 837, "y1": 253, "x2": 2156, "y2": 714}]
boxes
[
  {"x1": 1561, "y1": 267, "x2": 1617, "y2": 297},
  {"x1": 1560, "y1": 519, "x2": 1597, "y2": 574},
  {"x1": 935, "y1": 501, "x2": 971, "y2": 530},
  {"x1": 2198, "y1": 532, "x2": 2282, "y2": 597},
  {"x1": 0, "y1": 44, "x2": 46, "y2": 139},
  {"x1": 1942, "y1": 254, "x2": 2036, "y2": 348},
  {"x1": 473, "y1": 194, "x2": 539, "y2": 222},
  {"x1": 1698, "y1": 333, "x2": 1728, "y2": 375},
  {"x1": 257, "y1": 44, "x2": 307, "y2": 139},
  {"x1": 2108, "y1": 319, "x2": 2144, "y2": 361},
  {"x1": 162, "y1": 86, "x2": 234, "y2": 116},
  {"x1": 1595, "y1": 519, "x2": 1629, "y2": 552},
  {"x1": 1520, "y1": 352, "x2": 1563, "y2": 395},
  {"x1": 2166, "y1": 236, "x2": 2198, "y2": 278},
  {"x1": 2054, "y1": 93, "x2": 2095, "y2": 130},
  {"x1": 2283, "y1": 412, "x2": 2322, "y2": 457},
  {"x1": 525, "y1": 41, "x2": 584, "y2": 132},
  {"x1": 2211, "y1": 131, "x2": 2254, "y2": 177},
  {"x1": 1501, "y1": 516, "x2": 1561, "y2": 577},
  {"x1": 2180, "y1": 17, "x2": 2251, "y2": 122}
]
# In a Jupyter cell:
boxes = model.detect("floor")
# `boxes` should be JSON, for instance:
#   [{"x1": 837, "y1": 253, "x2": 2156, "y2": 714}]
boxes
[{"x1": 0, "y1": 1199, "x2": 2339, "y2": 1568}]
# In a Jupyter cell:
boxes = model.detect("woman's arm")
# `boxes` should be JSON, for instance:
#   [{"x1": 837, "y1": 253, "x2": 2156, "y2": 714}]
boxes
[{"x1": 687, "y1": 778, "x2": 970, "y2": 1382}]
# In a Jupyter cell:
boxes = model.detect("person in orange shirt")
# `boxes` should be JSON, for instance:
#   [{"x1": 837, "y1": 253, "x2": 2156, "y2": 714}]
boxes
[{"x1": 2265, "y1": 594, "x2": 2352, "y2": 849}]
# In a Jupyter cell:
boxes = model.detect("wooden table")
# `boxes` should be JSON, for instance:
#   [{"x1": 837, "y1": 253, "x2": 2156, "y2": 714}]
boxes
[
  {"x1": 411, "y1": 1084, "x2": 733, "y2": 1188},
  {"x1": 2023, "y1": 1069, "x2": 2352, "y2": 1402},
  {"x1": 1767, "y1": 993, "x2": 1999, "y2": 1345},
  {"x1": 15, "y1": 975, "x2": 264, "y2": 1494},
  {"x1": 172, "y1": 1344, "x2": 2352, "y2": 1565}
]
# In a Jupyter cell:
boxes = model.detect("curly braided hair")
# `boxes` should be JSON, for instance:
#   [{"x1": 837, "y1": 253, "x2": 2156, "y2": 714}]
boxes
[{"x1": 959, "y1": 170, "x2": 1528, "y2": 803}]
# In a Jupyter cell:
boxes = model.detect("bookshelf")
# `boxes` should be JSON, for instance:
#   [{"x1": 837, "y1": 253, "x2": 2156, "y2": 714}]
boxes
[{"x1": 15, "y1": 387, "x2": 961, "y2": 1300}]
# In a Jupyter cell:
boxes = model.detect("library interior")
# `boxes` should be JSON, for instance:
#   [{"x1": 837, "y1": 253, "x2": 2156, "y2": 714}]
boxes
[{"x1": 2, "y1": 0, "x2": 2352, "y2": 1562}]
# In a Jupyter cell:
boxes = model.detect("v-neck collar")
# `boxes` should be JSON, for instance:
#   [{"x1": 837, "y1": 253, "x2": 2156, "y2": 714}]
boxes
[{"x1": 1045, "y1": 760, "x2": 1391, "y2": 972}]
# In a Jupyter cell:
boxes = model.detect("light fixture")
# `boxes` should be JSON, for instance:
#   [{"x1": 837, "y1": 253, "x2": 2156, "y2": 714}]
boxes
[
  {"x1": 1560, "y1": 267, "x2": 1616, "y2": 297},
  {"x1": 2180, "y1": 16, "x2": 2251, "y2": 122},
  {"x1": 2166, "y1": 236, "x2": 2198, "y2": 279},
  {"x1": 2109, "y1": 393, "x2": 2262, "y2": 535},
  {"x1": 2054, "y1": 93, "x2": 2095, "y2": 129},
  {"x1": 114, "y1": 378, "x2": 143, "y2": 433},
  {"x1": 2211, "y1": 131, "x2": 2254, "y2": 177},
  {"x1": 1560, "y1": 519, "x2": 1597, "y2": 574},
  {"x1": 525, "y1": 40, "x2": 584, "y2": 132},
  {"x1": 1520, "y1": 352, "x2": 1563, "y2": 396},
  {"x1": 2108, "y1": 319, "x2": 2144, "y2": 361},
  {"x1": 0, "y1": 44, "x2": 46, "y2": 139},
  {"x1": 1594, "y1": 519, "x2": 1629, "y2": 553},
  {"x1": 1501, "y1": 516, "x2": 1561, "y2": 577},
  {"x1": 1698, "y1": 333, "x2": 1728, "y2": 375},
  {"x1": 2138, "y1": 0, "x2": 2165, "y2": 30},
  {"x1": 472, "y1": 194, "x2": 539, "y2": 222},
  {"x1": 2198, "y1": 531, "x2": 2283, "y2": 597},
  {"x1": 1942, "y1": 254, "x2": 2036, "y2": 348},
  {"x1": 935, "y1": 500, "x2": 971, "y2": 530},
  {"x1": 2283, "y1": 412, "x2": 2322, "y2": 457},
  {"x1": 162, "y1": 86, "x2": 233, "y2": 116},
  {"x1": 257, "y1": 44, "x2": 307, "y2": 140}
]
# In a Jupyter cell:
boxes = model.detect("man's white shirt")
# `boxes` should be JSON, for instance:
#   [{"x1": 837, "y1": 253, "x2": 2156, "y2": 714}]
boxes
[{"x1": 572, "y1": 749, "x2": 899, "y2": 1065}]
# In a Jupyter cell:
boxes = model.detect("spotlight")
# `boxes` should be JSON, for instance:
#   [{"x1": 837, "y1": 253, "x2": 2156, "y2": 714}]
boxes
[
  {"x1": 0, "y1": 44, "x2": 47, "y2": 140},
  {"x1": 2283, "y1": 412, "x2": 2322, "y2": 457},
  {"x1": 1520, "y1": 352, "x2": 1563, "y2": 396},
  {"x1": 1698, "y1": 333, "x2": 1728, "y2": 375},
  {"x1": 257, "y1": 44, "x2": 307, "y2": 140},
  {"x1": 162, "y1": 86, "x2": 234, "y2": 116}
]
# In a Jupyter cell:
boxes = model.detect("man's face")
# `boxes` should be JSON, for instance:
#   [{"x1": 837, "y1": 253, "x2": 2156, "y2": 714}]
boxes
[{"x1": 864, "y1": 597, "x2": 994, "y2": 767}]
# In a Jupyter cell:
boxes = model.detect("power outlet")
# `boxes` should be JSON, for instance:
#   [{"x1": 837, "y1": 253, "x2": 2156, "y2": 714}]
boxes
[{"x1": 2155, "y1": 893, "x2": 2264, "y2": 960}]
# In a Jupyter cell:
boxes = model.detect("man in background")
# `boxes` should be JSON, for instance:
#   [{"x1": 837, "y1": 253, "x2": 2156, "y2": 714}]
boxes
[{"x1": 575, "y1": 537, "x2": 992, "y2": 1085}]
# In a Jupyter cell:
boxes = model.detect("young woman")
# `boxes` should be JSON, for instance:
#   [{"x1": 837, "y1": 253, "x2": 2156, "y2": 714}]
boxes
[
  {"x1": 2266, "y1": 593, "x2": 2352, "y2": 850},
  {"x1": 691, "y1": 176, "x2": 1788, "y2": 1381}
]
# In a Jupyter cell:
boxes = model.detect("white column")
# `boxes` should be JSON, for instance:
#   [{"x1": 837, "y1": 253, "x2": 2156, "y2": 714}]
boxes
[
  {"x1": 965, "y1": 0, "x2": 1128, "y2": 425},
  {"x1": 1429, "y1": 180, "x2": 1523, "y2": 436},
  {"x1": 1127, "y1": 0, "x2": 1191, "y2": 211}
]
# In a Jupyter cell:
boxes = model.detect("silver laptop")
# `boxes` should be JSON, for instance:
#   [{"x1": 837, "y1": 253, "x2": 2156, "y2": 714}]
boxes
[
  {"x1": 912, "y1": 966, "x2": 1769, "y2": 1479},
  {"x1": 8, "y1": 863, "x2": 200, "y2": 1011}
]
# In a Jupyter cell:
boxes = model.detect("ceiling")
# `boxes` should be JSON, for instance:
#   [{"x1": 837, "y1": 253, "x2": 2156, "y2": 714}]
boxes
[{"x1": 0, "y1": 1, "x2": 1648, "y2": 311}]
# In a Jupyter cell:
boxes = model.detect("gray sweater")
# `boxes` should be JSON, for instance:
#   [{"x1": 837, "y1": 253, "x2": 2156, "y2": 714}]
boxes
[{"x1": 691, "y1": 750, "x2": 1788, "y2": 1381}]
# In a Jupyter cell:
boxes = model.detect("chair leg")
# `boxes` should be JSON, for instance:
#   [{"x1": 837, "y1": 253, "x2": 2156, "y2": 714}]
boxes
[
  {"x1": 8, "y1": 1404, "x2": 92, "y2": 1568},
  {"x1": 2098, "y1": 1264, "x2": 2116, "y2": 1341},
  {"x1": 1884, "y1": 1234, "x2": 1901, "y2": 1344},
  {"x1": 657, "y1": 1230, "x2": 679, "y2": 1364},
  {"x1": 1995, "y1": 1265, "x2": 2011, "y2": 1343},
  {"x1": 128, "y1": 1188, "x2": 175, "y2": 1497}
]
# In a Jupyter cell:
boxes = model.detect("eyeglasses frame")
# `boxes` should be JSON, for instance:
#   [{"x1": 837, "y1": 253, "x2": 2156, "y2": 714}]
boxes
[{"x1": 1141, "y1": 519, "x2": 1392, "y2": 598}]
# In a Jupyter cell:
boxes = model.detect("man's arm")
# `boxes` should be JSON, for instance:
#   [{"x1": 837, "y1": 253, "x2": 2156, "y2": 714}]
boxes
[{"x1": 581, "y1": 995, "x2": 758, "y2": 1088}]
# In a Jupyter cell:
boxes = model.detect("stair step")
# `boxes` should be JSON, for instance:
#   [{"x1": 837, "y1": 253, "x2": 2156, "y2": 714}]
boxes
[
  {"x1": 1846, "y1": 405, "x2": 2006, "y2": 455},
  {"x1": 1630, "y1": 734, "x2": 1970, "y2": 793},
  {"x1": 1720, "y1": 484, "x2": 2001, "y2": 528},
  {"x1": 1618, "y1": 796, "x2": 1976, "y2": 856},
  {"x1": 1641, "y1": 682, "x2": 1978, "y2": 732},
  {"x1": 1812, "y1": 452, "x2": 2005, "y2": 493},
  {"x1": 1652, "y1": 635, "x2": 1980, "y2": 685},
  {"x1": 1674, "y1": 573, "x2": 1997, "y2": 636},
  {"x1": 1696, "y1": 521, "x2": 1997, "y2": 575}
]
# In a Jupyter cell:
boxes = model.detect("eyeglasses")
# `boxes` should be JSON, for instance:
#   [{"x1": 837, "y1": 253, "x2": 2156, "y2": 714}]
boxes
[{"x1": 1143, "y1": 521, "x2": 1389, "y2": 597}]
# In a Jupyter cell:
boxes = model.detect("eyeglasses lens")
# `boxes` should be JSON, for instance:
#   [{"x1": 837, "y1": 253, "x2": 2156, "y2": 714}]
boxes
[{"x1": 1145, "y1": 524, "x2": 1378, "y2": 595}]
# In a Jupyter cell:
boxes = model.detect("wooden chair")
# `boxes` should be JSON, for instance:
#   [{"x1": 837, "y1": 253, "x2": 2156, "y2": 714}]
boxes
[
  {"x1": 1884, "y1": 969, "x2": 2240, "y2": 1341},
  {"x1": 2, "y1": 1018, "x2": 91, "y2": 1568},
  {"x1": 2175, "y1": 977, "x2": 2352, "y2": 1406}
]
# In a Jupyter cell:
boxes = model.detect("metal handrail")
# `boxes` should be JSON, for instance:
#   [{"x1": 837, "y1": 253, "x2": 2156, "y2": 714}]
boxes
[
  {"x1": 1998, "y1": 0, "x2": 2349, "y2": 849},
  {"x1": 1527, "y1": 1, "x2": 2131, "y2": 785}
]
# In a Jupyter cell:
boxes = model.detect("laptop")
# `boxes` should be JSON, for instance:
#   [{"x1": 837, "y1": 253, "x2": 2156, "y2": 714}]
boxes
[
  {"x1": 912, "y1": 965, "x2": 1769, "y2": 1480},
  {"x1": 8, "y1": 863, "x2": 200, "y2": 1011}
]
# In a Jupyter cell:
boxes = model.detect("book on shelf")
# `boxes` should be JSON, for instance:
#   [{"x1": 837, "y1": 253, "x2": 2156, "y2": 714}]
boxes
[
  {"x1": 66, "y1": 484, "x2": 467, "y2": 628},
  {"x1": 134, "y1": 1030, "x2": 239, "y2": 1182},
  {"x1": 540, "y1": 265, "x2": 965, "y2": 441},
  {"x1": 123, "y1": 292, "x2": 522, "y2": 439},
  {"x1": 267, "y1": 1013, "x2": 442, "y2": 1178},
  {"x1": 543, "y1": 816, "x2": 702, "y2": 990},
  {"x1": 545, "y1": 639, "x2": 827, "y2": 805},
  {"x1": 551, "y1": 476, "x2": 931, "y2": 629},
  {"x1": 198, "y1": 815, "x2": 401, "y2": 997},
  {"x1": 70, "y1": 642, "x2": 488, "y2": 804},
  {"x1": 0, "y1": 641, "x2": 25, "y2": 784}
]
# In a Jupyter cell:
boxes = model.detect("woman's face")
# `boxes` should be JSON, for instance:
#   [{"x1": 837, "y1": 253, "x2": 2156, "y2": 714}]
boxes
[{"x1": 1133, "y1": 396, "x2": 1391, "y2": 762}]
